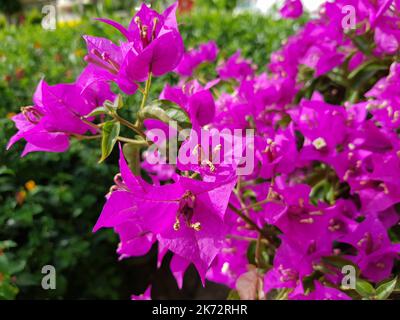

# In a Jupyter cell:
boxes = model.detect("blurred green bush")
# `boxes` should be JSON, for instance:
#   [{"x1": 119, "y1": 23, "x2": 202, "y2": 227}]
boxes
[
  {"x1": 196, "y1": 0, "x2": 238, "y2": 11},
  {"x1": 0, "y1": 8, "x2": 301, "y2": 299}
]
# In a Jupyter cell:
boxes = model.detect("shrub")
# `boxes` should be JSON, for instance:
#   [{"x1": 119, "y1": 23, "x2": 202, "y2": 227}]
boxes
[
  {"x1": 0, "y1": 8, "x2": 300, "y2": 299},
  {"x1": 5, "y1": 0, "x2": 400, "y2": 301}
]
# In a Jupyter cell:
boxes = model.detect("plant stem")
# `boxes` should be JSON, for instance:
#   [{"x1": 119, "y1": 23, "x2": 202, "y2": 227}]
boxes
[
  {"x1": 234, "y1": 177, "x2": 250, "y2": 217},
  {"x1": 116, "y1": 136, "x2": 148, "y2": 145},
  {"x1": 228, "y1": 203, "x2": 261, "y2": 232},
  {"x1": 71, "y1": 134, "x2": 101, "y2": 141},
  {"x1": 140, "y1": 72, "x2": 152, "y2": 111},
  {"x1": 255, "y1": 233, "x2": 262, "y2": 267},
  {"x1": 228, "y1": 203, "x2": 276, "y2": 249},
  {"x1": 136, "y1": 72, "x2": 153, "y2": 129},
  {"x1": 80, "y1": 118, "x2": 101, "y2": 133},
  {"x1": 112, "y1": 112, "x2": 146, "y2": 138},
  {"x1": 135, "y1": 83, "x2": 145, "y2": 94},
  {"x1": 236, "y1": 198, "x2": 270, "y2": 212},
  {"x1": 226, "y1": 234, "x2": 268, "y2": 243}
]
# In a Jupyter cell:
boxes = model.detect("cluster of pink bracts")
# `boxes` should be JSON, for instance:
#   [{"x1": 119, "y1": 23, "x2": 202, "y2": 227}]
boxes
[{"x1": 8, "y1": 0, "x2": 400, "y2": 300}]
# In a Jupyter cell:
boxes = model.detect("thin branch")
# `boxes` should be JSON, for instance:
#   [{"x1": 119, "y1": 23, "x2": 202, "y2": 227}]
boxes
[
  {"x1": 135, "y1": 82, "x2": 145, "y2": 94},
  {"x1": 255, "y1": 233, "x2": 262, "y2": 267},
  {"x1": 140, "y1": 72, "x2": 152, "y2": 111},
  {"x1": 228, "y1": 203, "x2": 276, "y2": 249},
  {"x1": 136, "y1": 71, "x2": 153, "y2": 129},
  {"x1": 226, "y1": 234, "x2": 269, "y2": 244},
  {"x1": 80, "y1": 118, "x2": 101, "y2": 133},
  {"x1": 116, "y1": 136, "x2": 148, "y2": 145},
  {"x1": 72, "y1": 134, "x2": 101, "y2": 141},
  {"x1": 112, "y1": 113, "x2": 146, "y2": 138}
]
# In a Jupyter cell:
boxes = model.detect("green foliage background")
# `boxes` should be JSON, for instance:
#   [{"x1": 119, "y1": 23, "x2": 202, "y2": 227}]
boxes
[{"x1": 0, "y1": 4, "x2": 302, "y2": 299}]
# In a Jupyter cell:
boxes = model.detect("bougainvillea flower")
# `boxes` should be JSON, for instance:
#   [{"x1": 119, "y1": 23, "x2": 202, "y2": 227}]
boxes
[
  {"x1": 369, "y1": 0, "x2": 395, "y2": 28},
  {"x1": 176, "y1": 125, "x2": 249, "y2": 179},
  {"x1": 97, "y1": 2, "x2": 184, "y2": 79},
  {"x1": 213, "y1": 93, "x2": 252, "y2": 131},
  {"x1": 261, "y1": 183, "x2": 329, "y2": 239},
  {"x1": 341, "y1": 217, "x2": 400, "y2": 282},
  {"x1": 264, "y1": 235, "x2": 326, "y2": 294},
  {"x1": 83, "y1": 35, "x2": 139, "y2": 94},
  {"x1": 366, "y1": 62, "x2": 400, "y2": 105},
  {"x1": 300, "y1": 43, "x2": 346, "y2": 77},
  {"x1": 206, "y1": 241, "x2": 249, "y2": 289},
  {"x1": 256, "y1": 124, "x2": 299, "y2": 179},
  {"x1": 217, "y1": 51, "x2": 254, "y2": 81},
  {"x1": 7, "y1": 110, "x2": 70, "y2": 156},
  {"x1": 116, "y1": 222, "x2": 156, "y2": 259},
  {"x1": 280, "y1": 0, "x2": 303, "y2": 19},
  {"x1": 169, "y1": 254, "x2": 191, "y2": 289},
  {"x1": 153, "y1": 175, "x2": 237, "y2": 279},
  {"x1": 206, "y1": 207, "x2": 253, "y2": 288},
  {"x1": 142, "y1": 119, "x2": 179, "y2": 184},
  {"x1": 291, "y1": 99, "x2": 348, "y2": 164},
  {"x1": 175, "y1": 41, "x2": 219, "y2": 77},
  {"x1": 322, "y1": 199, "x2": 359, "y2": 240},
  {"x1": 94, "y1": 146, "x2": 237, "y2": 280},
  {"x1": 93, "y1": 146, "x2": 151, "y2": 232},
  {"x1": 160, "y1": 80, "x2": 217, "y2": 126},
  {"x1": 7, "y1": 66, "x2": 114, "y2": 156},
  {"x1": 374, "y1": 26, "x2": 400, "y2": 55},
  {"x1": 11, "y1": 0, "x2": 400, "y2": 300},
  {"x1": 77, "y1": 64, "x2": 117, "y2": 106},
  {"x1": 250, "y1": 73, "x2": 297, "y2": 111}
]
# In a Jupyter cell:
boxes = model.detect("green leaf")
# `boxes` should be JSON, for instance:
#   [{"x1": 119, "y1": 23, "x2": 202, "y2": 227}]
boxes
[
  {"x1": 86, "y1": 106, "x2": 108, "y2": 117},
  {"x1": 351, "y1": 34, "x2": 373, "y2": 56},
  {"x1": 0, "y1": 278, "x2": 19, "y2": 300},
  {"x1": 0, "y1": 166, "x2": 15, "y2": 176},
  {"x1": 103, "y1": 95, "x2": 123, "y2": 112},
  {"x1": 99, "y1": 121, "x2": 120, "y2": 163},
  {"x1": 355, "y1": 279, "x2": 375, "y2": 298},
  {"x1": 158, "y1": 100, "x2": 191, "y2": 128},
  {"x1": 241, "y1": 190, "x2": 264, "y2": 211},
  {"x1": 113, "y1": 94, "x2": 123, "y2": 110},
  {"x1": 141, "y1": 100, "x2": 192, "y2": 129},
  {"x1": 138, "y1": 105, "x2": 172, "y2": 124},
  {"x1": 347, "y1": 59, "x2": 389, "y2": 95},
  {"x1": 246, "y1": 241, "x2": 269, "y2": 269},
  {"x1": 242, "y1": 189, "x2": 257, "y2": 201},
  {"x1": 321, "y1": 256, "x2": 360, "y2": 276},
  {"x1": 122, "y1": 142, "x2": 141, "y2": 176},
  {"x1": 7, "y1": 260, "x2": 26, "y2": 274},
  {"x1": 348, "y1": 60, "x2": 375, "y2": 80},
  {"x1": 0, "y1": 241, "x2": 17, "y2": 250},
  {"x1": 376, "y1": 277, "x2": 397, "y2": 300}
]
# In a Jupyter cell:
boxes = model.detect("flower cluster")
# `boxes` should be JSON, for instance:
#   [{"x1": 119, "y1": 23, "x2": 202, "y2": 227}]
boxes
[
  {"x1": 7, "y1": 1, "x2": 400, "y2": 300},
  {"x1": 7, "y1": 65, "x2": 115, "y2": 155}
]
